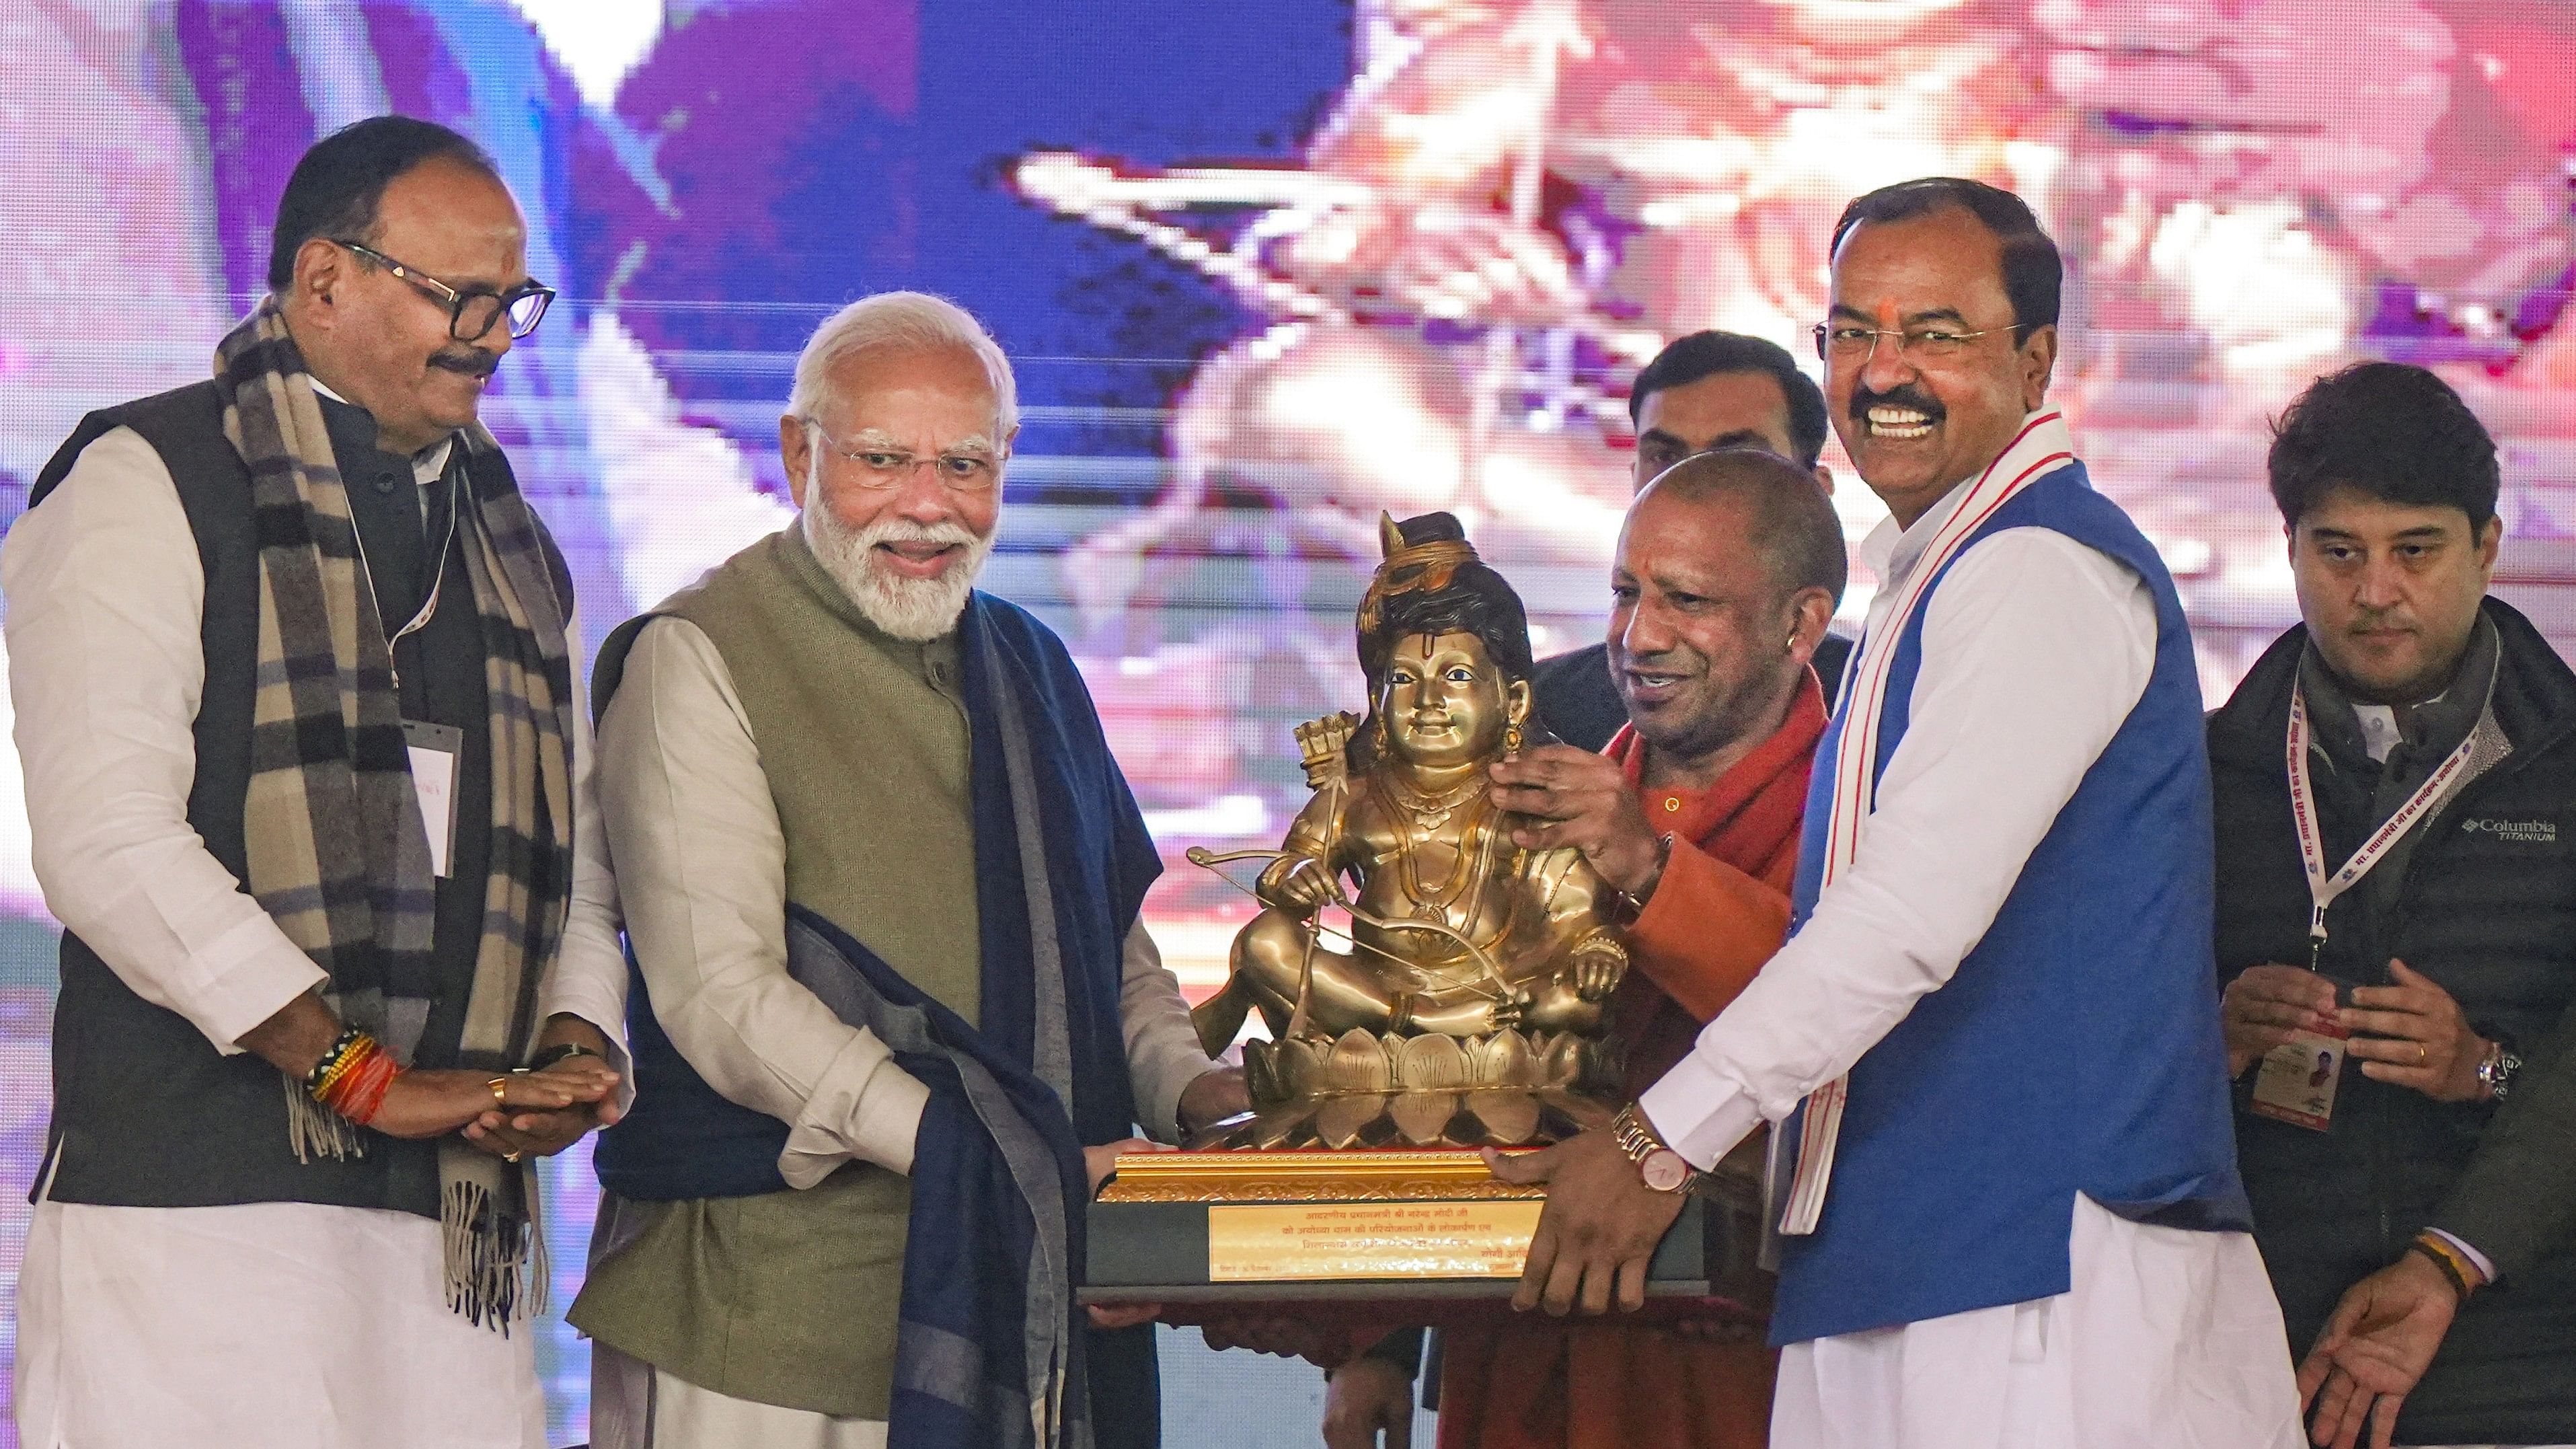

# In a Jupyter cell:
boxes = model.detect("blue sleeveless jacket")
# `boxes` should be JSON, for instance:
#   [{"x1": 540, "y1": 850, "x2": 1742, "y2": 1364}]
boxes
[{"x1": 1771, "y1": 463, "x2": 2250, "y2": 1345}]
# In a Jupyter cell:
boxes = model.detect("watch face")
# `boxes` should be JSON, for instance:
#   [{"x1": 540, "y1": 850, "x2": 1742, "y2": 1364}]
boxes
[{"x1": 1641, "y1": 1150, "x2": 1692, "y2": 1193}]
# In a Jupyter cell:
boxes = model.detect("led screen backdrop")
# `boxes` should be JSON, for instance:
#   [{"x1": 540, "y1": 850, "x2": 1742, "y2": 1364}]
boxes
[{"x1": 0, "y1": 1, "x2": 2569, "y2": 1442}]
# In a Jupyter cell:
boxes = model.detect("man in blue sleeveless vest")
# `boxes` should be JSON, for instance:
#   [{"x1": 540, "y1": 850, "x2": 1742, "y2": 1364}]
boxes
[
  {"x1": 3, "y1": 117, "x2": 629, "y2": 1448},
  {"x1": 1492, "y1": 178, "x2": 2302, "y2": 1446},
  {"x1": 568, "y1": 292, "x2": 1246, "y2": 1448}
]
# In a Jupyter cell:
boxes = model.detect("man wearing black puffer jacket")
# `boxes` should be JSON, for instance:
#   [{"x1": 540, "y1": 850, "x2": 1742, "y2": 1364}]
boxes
[{"x1": 2213, "y1": 361, "x2": 2576, "y2": 1449}]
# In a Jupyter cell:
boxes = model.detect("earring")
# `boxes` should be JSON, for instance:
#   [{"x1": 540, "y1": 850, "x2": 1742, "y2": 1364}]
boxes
[
  {"x1": 1504, "y1": 722, "x2": 1524, "y2": 755},
  {"x1": 1369, "y1": 716, "x2": 1389, "y2": 756}
]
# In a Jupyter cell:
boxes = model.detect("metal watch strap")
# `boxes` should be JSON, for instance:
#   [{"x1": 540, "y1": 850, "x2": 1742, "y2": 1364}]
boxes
[
  {"x1": 2479, "y1": 1039, "x2": 2524, "y2": 1101},
  {"x1": 1612, "y1": 1103, "x2": 1700, "y2": 1193}
]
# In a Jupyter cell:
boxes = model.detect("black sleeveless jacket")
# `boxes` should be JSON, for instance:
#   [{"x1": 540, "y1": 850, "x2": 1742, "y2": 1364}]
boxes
[{"x1": 26, "y1": 380, "x2": 515, "y2": 1217}]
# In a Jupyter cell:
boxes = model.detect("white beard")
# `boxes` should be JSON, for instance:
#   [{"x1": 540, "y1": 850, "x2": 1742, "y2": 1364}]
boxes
[{"x1": 802, "y1": 498, "x2": 993, "y2": 642}]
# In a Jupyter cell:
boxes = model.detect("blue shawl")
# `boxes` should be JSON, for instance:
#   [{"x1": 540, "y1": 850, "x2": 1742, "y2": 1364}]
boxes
[{"x1": 597, "y1": 593, "x2": 1162, "y2": 1446}]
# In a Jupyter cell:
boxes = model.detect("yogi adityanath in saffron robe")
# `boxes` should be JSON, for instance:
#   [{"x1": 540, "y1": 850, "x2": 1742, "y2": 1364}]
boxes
[{"x1": 1435, "y1": 668, "x2": 1827, "y2": 1449}]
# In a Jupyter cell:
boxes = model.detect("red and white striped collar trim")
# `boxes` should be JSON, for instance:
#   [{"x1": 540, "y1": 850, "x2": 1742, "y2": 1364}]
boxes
[{"x1": 1867, "y1": 411, "x2": 2078, "y2": 589}]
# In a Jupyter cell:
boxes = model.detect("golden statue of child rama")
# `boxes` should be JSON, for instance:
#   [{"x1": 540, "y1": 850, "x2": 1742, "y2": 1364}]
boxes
[{"x1": 1189, "y1": 512, "x2": 1630, "y2": 1148}]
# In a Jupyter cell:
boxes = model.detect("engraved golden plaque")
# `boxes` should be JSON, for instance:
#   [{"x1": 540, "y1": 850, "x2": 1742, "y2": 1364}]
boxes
[
  {"x1": 1099, "y1": 1150, "x2": 1558, "y2": 1285},
  {"x1": 1206, "y1": 1200, "x2": 1545, "y2": 1281}
]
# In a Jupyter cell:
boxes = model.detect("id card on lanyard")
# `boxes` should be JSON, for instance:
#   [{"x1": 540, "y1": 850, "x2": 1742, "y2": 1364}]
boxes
[
  {"x1": 354, "y1": 459, "x2": 466, "y2": 878},
  {"x1": 2250, "y1": 682, "x2": 2477, "y2": 1129}
]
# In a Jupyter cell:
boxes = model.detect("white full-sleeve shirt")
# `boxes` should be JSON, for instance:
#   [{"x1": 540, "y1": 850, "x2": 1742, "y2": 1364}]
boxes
[
  {"x1": 1637, "y1": 472, "x2": 2158, "y2": 1170},
  {"x1": 595, "y1": 614, "x2": 1219, "y2": 1189},
  {"x1": 3, "y1": 421, "x2": 629, "y2": 1449},
  {"x1": 4, "y1": 425, "x2": 631, "y2": 1066}
]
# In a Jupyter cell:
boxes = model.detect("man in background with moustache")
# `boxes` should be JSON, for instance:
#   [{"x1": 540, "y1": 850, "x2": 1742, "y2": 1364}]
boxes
[
  {"x1": 1492, "y1": 177, "x2": 2300, "y2": 1447},
  {"x1": 570, "y1": 291, "x2": 1246, "y2": 1448},
  {"x1": 1530, "y1": 330, "x2": 1852, "y2": 751}
]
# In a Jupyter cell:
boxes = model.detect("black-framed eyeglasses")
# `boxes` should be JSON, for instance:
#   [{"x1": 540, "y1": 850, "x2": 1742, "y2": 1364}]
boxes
[{"x1": 336, "y1": 240, "x2": 555, "y2": 342}]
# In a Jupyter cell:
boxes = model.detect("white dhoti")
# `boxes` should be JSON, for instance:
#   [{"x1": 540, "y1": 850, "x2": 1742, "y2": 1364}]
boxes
[
  {"x1": 14, "y1": 1197, "x2": 544, "y2": 1449},
  {"x1": 1770, "y1": 1193, "x2": 2304, "y2": 1449},
  {"x1": 589, "y1": 1339, "x2": 888, "y2": 1449}
]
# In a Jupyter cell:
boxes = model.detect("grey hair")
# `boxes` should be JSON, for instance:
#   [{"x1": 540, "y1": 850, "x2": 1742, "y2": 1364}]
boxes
[{"x1": 786, "y1": 291, "x2": 1018, "y2": 432}]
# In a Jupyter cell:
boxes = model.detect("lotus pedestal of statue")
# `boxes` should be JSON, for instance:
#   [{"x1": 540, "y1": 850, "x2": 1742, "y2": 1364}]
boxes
[{"x1": 1080, "y1": 514, "x2": 1760, "y2": 1325}]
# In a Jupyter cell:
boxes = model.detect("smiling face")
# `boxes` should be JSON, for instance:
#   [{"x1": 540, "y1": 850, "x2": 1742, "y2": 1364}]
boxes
[
  {"x1": 1609, "y1": 487, "x2": 1809, "y2": 764},
  {"x1": 1824, "y1": 207, "x2": 2056, "y2": 526},
  {"x1": 285, "y1": 156, "x2": 530, "y2": 455},
  {"x1": 2291, "y1": 485, "x2": 2499, "y2": 705},
  {"x1": 780, "y1": 340, "x2": 1012, "y2": 638},
  {"x1": 1377, "y1": 630, "x2": 1529, "y2": 773}
]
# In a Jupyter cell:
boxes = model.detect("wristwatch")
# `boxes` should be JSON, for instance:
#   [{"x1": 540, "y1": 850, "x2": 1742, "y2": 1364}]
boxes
[
  {"x1": 1611, "y1": 1104, "x2": 1701, "y2": 1195},
  {"x1": 1621, "y1": 833, "x2": 1675, "y2": 916},
  {"x1": 2476, "y1": 1037, "x2": 2524, "y2": 1101},
  {"x1": 528, "y1": 1041, "x2": 603, "y2": 1072}
]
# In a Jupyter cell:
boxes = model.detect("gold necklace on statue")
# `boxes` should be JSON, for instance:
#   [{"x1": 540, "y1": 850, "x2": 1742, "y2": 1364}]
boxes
[
  {"x1": 1381, "y1": 766, "x2": 1482, "y2": 834},
  {"x1": 1387, "y1": 788, "x2": 1492, "y2": 922}
]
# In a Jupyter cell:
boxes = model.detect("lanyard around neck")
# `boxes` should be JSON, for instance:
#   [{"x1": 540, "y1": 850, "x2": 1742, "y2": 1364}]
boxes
[
  {"x1": 348, "y1": 461, "x2": 465, "y2": 692},
  {"x1": 2283, "y1": 679, "x2": 2476, "y2": 967}
]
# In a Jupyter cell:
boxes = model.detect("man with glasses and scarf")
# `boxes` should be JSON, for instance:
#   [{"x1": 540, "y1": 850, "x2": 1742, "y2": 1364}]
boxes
[
  {"x1": 4, "y1": 116, "x2": 628, "y2": 1448},
  {"x1": 1490, "y1": 178, "x2": 2302, "y2": 1447}
]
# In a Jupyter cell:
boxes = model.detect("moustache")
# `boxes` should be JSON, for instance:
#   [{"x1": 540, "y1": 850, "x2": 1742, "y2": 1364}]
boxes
[
  {"x1": 429, "y1": 349, "x2": 499, "y2": 379},
  {"x1": 1850, "y1": 383, "x2": 1944, "y2": 425},
  {"x1": 858, "y1": 518, "x2": 985, "y2": 549}
]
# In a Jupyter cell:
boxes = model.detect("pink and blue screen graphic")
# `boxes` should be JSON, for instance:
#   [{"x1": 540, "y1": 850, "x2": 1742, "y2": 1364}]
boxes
[{"x1": 0, "y1": 1, "x2": 2569, "y2": 1441}]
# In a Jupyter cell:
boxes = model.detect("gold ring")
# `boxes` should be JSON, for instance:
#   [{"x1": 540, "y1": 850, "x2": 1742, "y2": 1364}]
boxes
[
  {"x1": 488, "y1": 1076, "x2": 510, "y2": 1107},
  {"x1": 2417, "y1": 1043, "x2": 2429, "y2": 1064}
]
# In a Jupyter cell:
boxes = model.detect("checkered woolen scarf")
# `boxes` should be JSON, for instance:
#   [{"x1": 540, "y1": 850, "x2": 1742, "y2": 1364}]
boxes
[{"x1": 215, "y1": 298, "x2": 576, "y2": 1325}]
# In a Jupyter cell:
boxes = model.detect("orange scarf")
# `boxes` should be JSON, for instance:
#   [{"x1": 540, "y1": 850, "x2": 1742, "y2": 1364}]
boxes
[{"x1": 1436, "y1": 670, "x2": 1827, "y2": 1449}]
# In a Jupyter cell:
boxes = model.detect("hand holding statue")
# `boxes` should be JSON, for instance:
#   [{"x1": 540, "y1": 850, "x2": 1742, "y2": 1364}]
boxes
[
  {"x1": 1488, "y1": 745, "x2": 1667, "y2": 899},
  {"x1": 1486, "y1": 1131, "x2": 1685, "y2": 1317}
]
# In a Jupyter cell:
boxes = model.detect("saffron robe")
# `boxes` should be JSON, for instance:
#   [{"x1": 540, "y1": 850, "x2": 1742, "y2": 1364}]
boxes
[{"x1": 1433, "y1": 671, "x2": 1827, "y2": 1449}]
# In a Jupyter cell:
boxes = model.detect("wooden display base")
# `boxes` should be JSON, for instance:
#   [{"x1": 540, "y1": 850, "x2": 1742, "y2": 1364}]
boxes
[{"x1": 1082, "y1": 1149, "x2": 1767, "y2": 1328}]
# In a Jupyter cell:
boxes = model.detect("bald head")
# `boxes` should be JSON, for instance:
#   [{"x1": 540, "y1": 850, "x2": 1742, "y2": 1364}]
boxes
[
  {"x1": 1637, "y1": 448, "x2": 1846, "y2": 611},
  {"x1": 1609, "y1": 448, "x2": 1848, "y2": 781}
]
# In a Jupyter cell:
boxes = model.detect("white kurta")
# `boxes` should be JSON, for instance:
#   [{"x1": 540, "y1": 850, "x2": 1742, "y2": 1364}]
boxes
[
  {"x1": 3, "y1": 424, "x2": 632, "y2": 1449},
  {"x1": 1633, "y1": 463, "x2": 2303, "y2": 1448},
  {"x1": 583, "y1": 612, "x2": 1221, "y2": 1448}
]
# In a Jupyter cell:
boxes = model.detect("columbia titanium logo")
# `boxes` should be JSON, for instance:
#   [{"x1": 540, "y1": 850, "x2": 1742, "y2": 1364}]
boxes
[{"x1": 2462, "y1": 817, "x2": 2559, "y2": 844}]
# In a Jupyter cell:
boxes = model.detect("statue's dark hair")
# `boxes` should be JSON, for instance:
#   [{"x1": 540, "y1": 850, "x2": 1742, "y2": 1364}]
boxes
[
  {"x1": 1357, "y1": 513, "x2": 1536, "y2": 682},
  {"x1": 1351, "y1": 512, "x2": 1552, "y2": 768}
]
